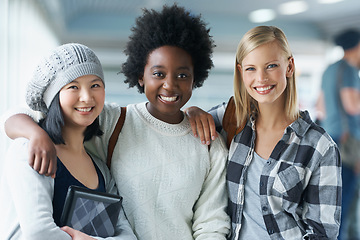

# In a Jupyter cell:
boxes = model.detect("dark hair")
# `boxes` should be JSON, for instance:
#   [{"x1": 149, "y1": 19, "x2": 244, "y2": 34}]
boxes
[
  {"x1": 334, "y1": 29, "x2": 360, "y2": 50},
  {"x1": 39, "y1": 93, "x2": 103, "y2": 145},
  {"x1": 121, "y1": 4, "x2": 215, "y2": 93}
]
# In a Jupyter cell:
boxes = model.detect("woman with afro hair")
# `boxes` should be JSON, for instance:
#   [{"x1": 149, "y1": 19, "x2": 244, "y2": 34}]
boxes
[{"x1": 2, "y1": 4, "x2": 230, "y2": 240}]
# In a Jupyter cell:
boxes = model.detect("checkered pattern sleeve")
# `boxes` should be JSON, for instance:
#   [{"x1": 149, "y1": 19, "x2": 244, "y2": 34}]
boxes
[
  {"x1": 208, "y1": 101, "x2": 227, "y2": 139},
  {"x1": 300, "y1": 133, "x2": 342, "y2": 239}
]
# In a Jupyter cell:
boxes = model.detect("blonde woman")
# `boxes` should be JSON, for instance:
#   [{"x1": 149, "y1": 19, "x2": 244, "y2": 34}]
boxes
[{"x1": 186, "y1": 26, "x2": 341, "y2": 239}]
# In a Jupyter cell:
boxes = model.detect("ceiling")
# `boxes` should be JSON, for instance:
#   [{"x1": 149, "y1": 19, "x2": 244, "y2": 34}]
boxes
[{"x1": 35, "y1": 0, "x2": 360, "y2": 56}]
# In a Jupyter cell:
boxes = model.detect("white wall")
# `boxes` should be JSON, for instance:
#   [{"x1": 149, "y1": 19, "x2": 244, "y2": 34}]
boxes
[{"x1": 0, "y1": 0, "x2": 60, "y2": 174}]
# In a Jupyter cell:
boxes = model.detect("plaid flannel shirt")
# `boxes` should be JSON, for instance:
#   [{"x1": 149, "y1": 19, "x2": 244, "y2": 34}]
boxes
[{"x1": 209, "y1": 102, "x2": 341, "y2": 240}]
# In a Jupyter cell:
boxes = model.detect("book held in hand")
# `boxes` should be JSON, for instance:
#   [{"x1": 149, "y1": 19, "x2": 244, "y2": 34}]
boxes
[{"x1": 60, "y1": 185, "x2": 122, "y2": 237}]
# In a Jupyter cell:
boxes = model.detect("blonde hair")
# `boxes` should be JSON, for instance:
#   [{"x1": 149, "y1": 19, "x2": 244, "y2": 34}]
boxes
[{"x1": 233, "y1": 25, "x2": 299, "y2": 126}]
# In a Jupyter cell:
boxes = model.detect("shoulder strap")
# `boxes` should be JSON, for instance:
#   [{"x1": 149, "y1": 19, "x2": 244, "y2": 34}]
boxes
[
  {"x1": 107, "y1": 107, "x2": 126, "y2": 168},
  {"x1": 222, "y1": 96, "x2": 245, "y2": 148}
]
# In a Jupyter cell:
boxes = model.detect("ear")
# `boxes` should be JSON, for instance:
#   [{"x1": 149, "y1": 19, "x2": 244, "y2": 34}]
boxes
[
  {"x1": 286, "y1": 57, "x2": 295, "y2": 78},
  {"x1": 237, "y1": 63, "x2": 245, "y2": 79},
  {"x1": 236, "y1": 63, "x2": 242, "y2": 73},
  {"x1": 138, "y1": 77, "x2": 144, "y2": 87}
]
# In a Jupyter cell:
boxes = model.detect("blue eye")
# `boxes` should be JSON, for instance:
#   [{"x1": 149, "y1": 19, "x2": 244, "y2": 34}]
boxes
[
  {"x1": 245, "y1": 67, "x2": 255, "y2": 71},
  {"x1": 267, "y1": 64, "x2": 277, "y2": 69}
]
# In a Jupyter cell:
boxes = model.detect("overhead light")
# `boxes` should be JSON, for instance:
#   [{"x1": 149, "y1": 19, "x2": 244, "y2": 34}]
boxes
[
  {"x1": 278, "y1": 1, "x2": 309, "y2": 15},
  {"x1": 248, "y1": 9, "x2": 276, "y2": 23},
  {"x1": 318, "y1": 0, "x2": 344, "y2": 4}
]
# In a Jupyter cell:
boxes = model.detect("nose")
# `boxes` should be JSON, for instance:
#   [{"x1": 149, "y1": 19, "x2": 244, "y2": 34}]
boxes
[
  {"x1": 79, "y1": 88, "x2": 93, "y2": 102},
  {"x1": 257, "y1": 70, "x2": 268, "y2": 82},
  {"x1": 162, "y1": 75, "x2": 177, "y2": 90}
]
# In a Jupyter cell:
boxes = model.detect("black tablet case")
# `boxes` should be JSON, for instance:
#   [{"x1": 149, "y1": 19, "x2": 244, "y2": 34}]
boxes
[{"x1": 60, "y1": 185, "x2": 122, "y2": 237}]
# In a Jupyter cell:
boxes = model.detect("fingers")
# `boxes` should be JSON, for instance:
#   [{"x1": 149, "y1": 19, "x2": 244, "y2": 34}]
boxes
[
  {"x1": 184, "y1": 106, "x2": 217, "y2": 145},
  {"x1": 188, "y1": 115, "x2": 198, "y2": 138},
  {"x1": 27, "y1": 136, "x2": 57, "y2": 177},
  {"x1": 61, "y1": 226, "x2": 74, "y2": 236},
  {"x1": 192, "y1": 115, "x2": 213, "y2": 145},
  {"x1": 47, "y1": 157, "x2": 57, "y2": 178},
  {"x1": 61, "y1": 226, "x2": 95, "y2": 239},
  {"x1": 208, "y1": 115, "x2": 219, "y2": 140},
  {"x1": 195, "y1": 119, "x2": 206, "y2": 144},
  {"x1": 39, "y1": 152, "x2": 50, "y2": 175},
  {"x1": 208, "y1": 117, "x2": 219, "y2": 141},
  {"x1": 28, "y1": 152, "x2": 35, "y2": 169},
  {"x1": 187, "y1": 114, "x2": 212, "y2": 145},
  {"x1": 199, "y1": 116, "x2": 217, "y2": 145},
  {"x1": 30, "y1": 153, "x2": 41, "y2": 172}
]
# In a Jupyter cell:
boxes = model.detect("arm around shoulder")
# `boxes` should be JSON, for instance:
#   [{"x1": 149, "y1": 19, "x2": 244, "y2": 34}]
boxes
[{"x1": 4, "y1": 112, "x2": 57, "y2": 176}]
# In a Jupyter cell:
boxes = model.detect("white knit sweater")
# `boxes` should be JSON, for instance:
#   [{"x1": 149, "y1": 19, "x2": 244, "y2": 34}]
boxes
[{"x1": 85, "y1": 102, "x2": 230, "y2": 240}]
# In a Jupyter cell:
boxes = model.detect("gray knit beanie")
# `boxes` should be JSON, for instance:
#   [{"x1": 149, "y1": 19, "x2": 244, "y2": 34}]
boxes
[{"x1": 26, "y1": 43, "x2": 104, "y2": 113}]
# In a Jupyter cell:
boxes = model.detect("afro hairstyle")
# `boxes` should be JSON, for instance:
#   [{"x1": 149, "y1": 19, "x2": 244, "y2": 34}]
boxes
[{"x1": 121, "y1": 4, "x2": 215, "y2": 93}]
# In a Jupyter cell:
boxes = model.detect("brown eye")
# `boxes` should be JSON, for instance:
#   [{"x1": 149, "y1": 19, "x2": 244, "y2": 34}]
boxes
[
  {"x1": 178, "y1": 73, "x2": 188, "y2": 78},
  {"x1": 153, "y1": 72, "x2": 164, "y2": 78},
  {"x1": 68, "y1": 85, "x2": 78, "y2": 89}
]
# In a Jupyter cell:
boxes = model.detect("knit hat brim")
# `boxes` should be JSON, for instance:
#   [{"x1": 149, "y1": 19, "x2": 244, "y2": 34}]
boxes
[{"x1": 43, "y1": 62, "x2": 104, "y2": 108}]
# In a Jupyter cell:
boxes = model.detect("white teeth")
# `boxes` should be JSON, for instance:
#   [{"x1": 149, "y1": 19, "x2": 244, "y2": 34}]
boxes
[
  {"x1": 160, "y1": 95, "x2": 177, "y2": 102},
  {"x1": 77, "y1": 107, "x2": 92, "y2": 112},
  {"x1": 256, "y1": 86, "x2": 272, "y2": 91}
]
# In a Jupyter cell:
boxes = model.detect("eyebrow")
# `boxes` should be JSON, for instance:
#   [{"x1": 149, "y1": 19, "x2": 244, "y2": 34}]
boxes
[
  {"x1": 150, "y1": 65, "x2": 164, "y2": 70},
  {"x1": 243, "y1": 59, "x2": 280, "y2": 66},
  {"x1": 70, "y1": 77, "x2": 102, "y2": 84},
  {"x1": 265, "y1": 60, "x2": 280, "y2": 64},
  {"x1": 150, "y1": 65, "x2": 192, "y2": 71},
  {"x1": 91, "y1": 78, "x2": 103, "y2": 82}
]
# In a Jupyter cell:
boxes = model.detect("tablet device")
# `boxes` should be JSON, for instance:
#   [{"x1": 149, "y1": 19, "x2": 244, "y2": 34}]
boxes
[{"x1": 60, "y1": 185, "x2": 122, "y2": 237}]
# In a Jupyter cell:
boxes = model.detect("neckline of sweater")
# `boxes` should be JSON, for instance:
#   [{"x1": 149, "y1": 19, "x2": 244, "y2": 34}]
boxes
[{"x1": 133, "y1": 102, "x2": 191, "y2": 136}]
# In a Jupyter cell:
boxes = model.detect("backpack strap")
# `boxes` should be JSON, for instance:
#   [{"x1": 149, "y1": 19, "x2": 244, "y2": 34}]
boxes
[
  {"x1": 222, "y1": 96, "x2": 245, "y2": 148},
  {"x1": 107, "y1": 107, "x2": 126, "y2": 168}
]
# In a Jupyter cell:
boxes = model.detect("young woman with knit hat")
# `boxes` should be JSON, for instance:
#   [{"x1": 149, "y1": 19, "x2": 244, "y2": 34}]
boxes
[
  {"x1": 2, "y1": 5, "x2": 230, "y2": 240},
  {"x1": 0, "y1": 43, "x2": 137, "y2": 240}
]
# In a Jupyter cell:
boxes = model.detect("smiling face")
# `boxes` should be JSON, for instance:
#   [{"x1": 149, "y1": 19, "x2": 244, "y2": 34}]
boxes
[
  {"x1": 238, "y1": 41, "x2": 294, "y2": 108},
  {"x1": 59, "y1": 75, "x2": 105, "y2": 130},
  {"x1": 139, "y1": 45, "x2": 194, "y2": 124}
]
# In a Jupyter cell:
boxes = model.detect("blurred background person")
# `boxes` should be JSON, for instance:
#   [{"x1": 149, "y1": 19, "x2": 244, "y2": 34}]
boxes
[{"x1": 318, "y1": 29, "x2": 360, "y2": 240}]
